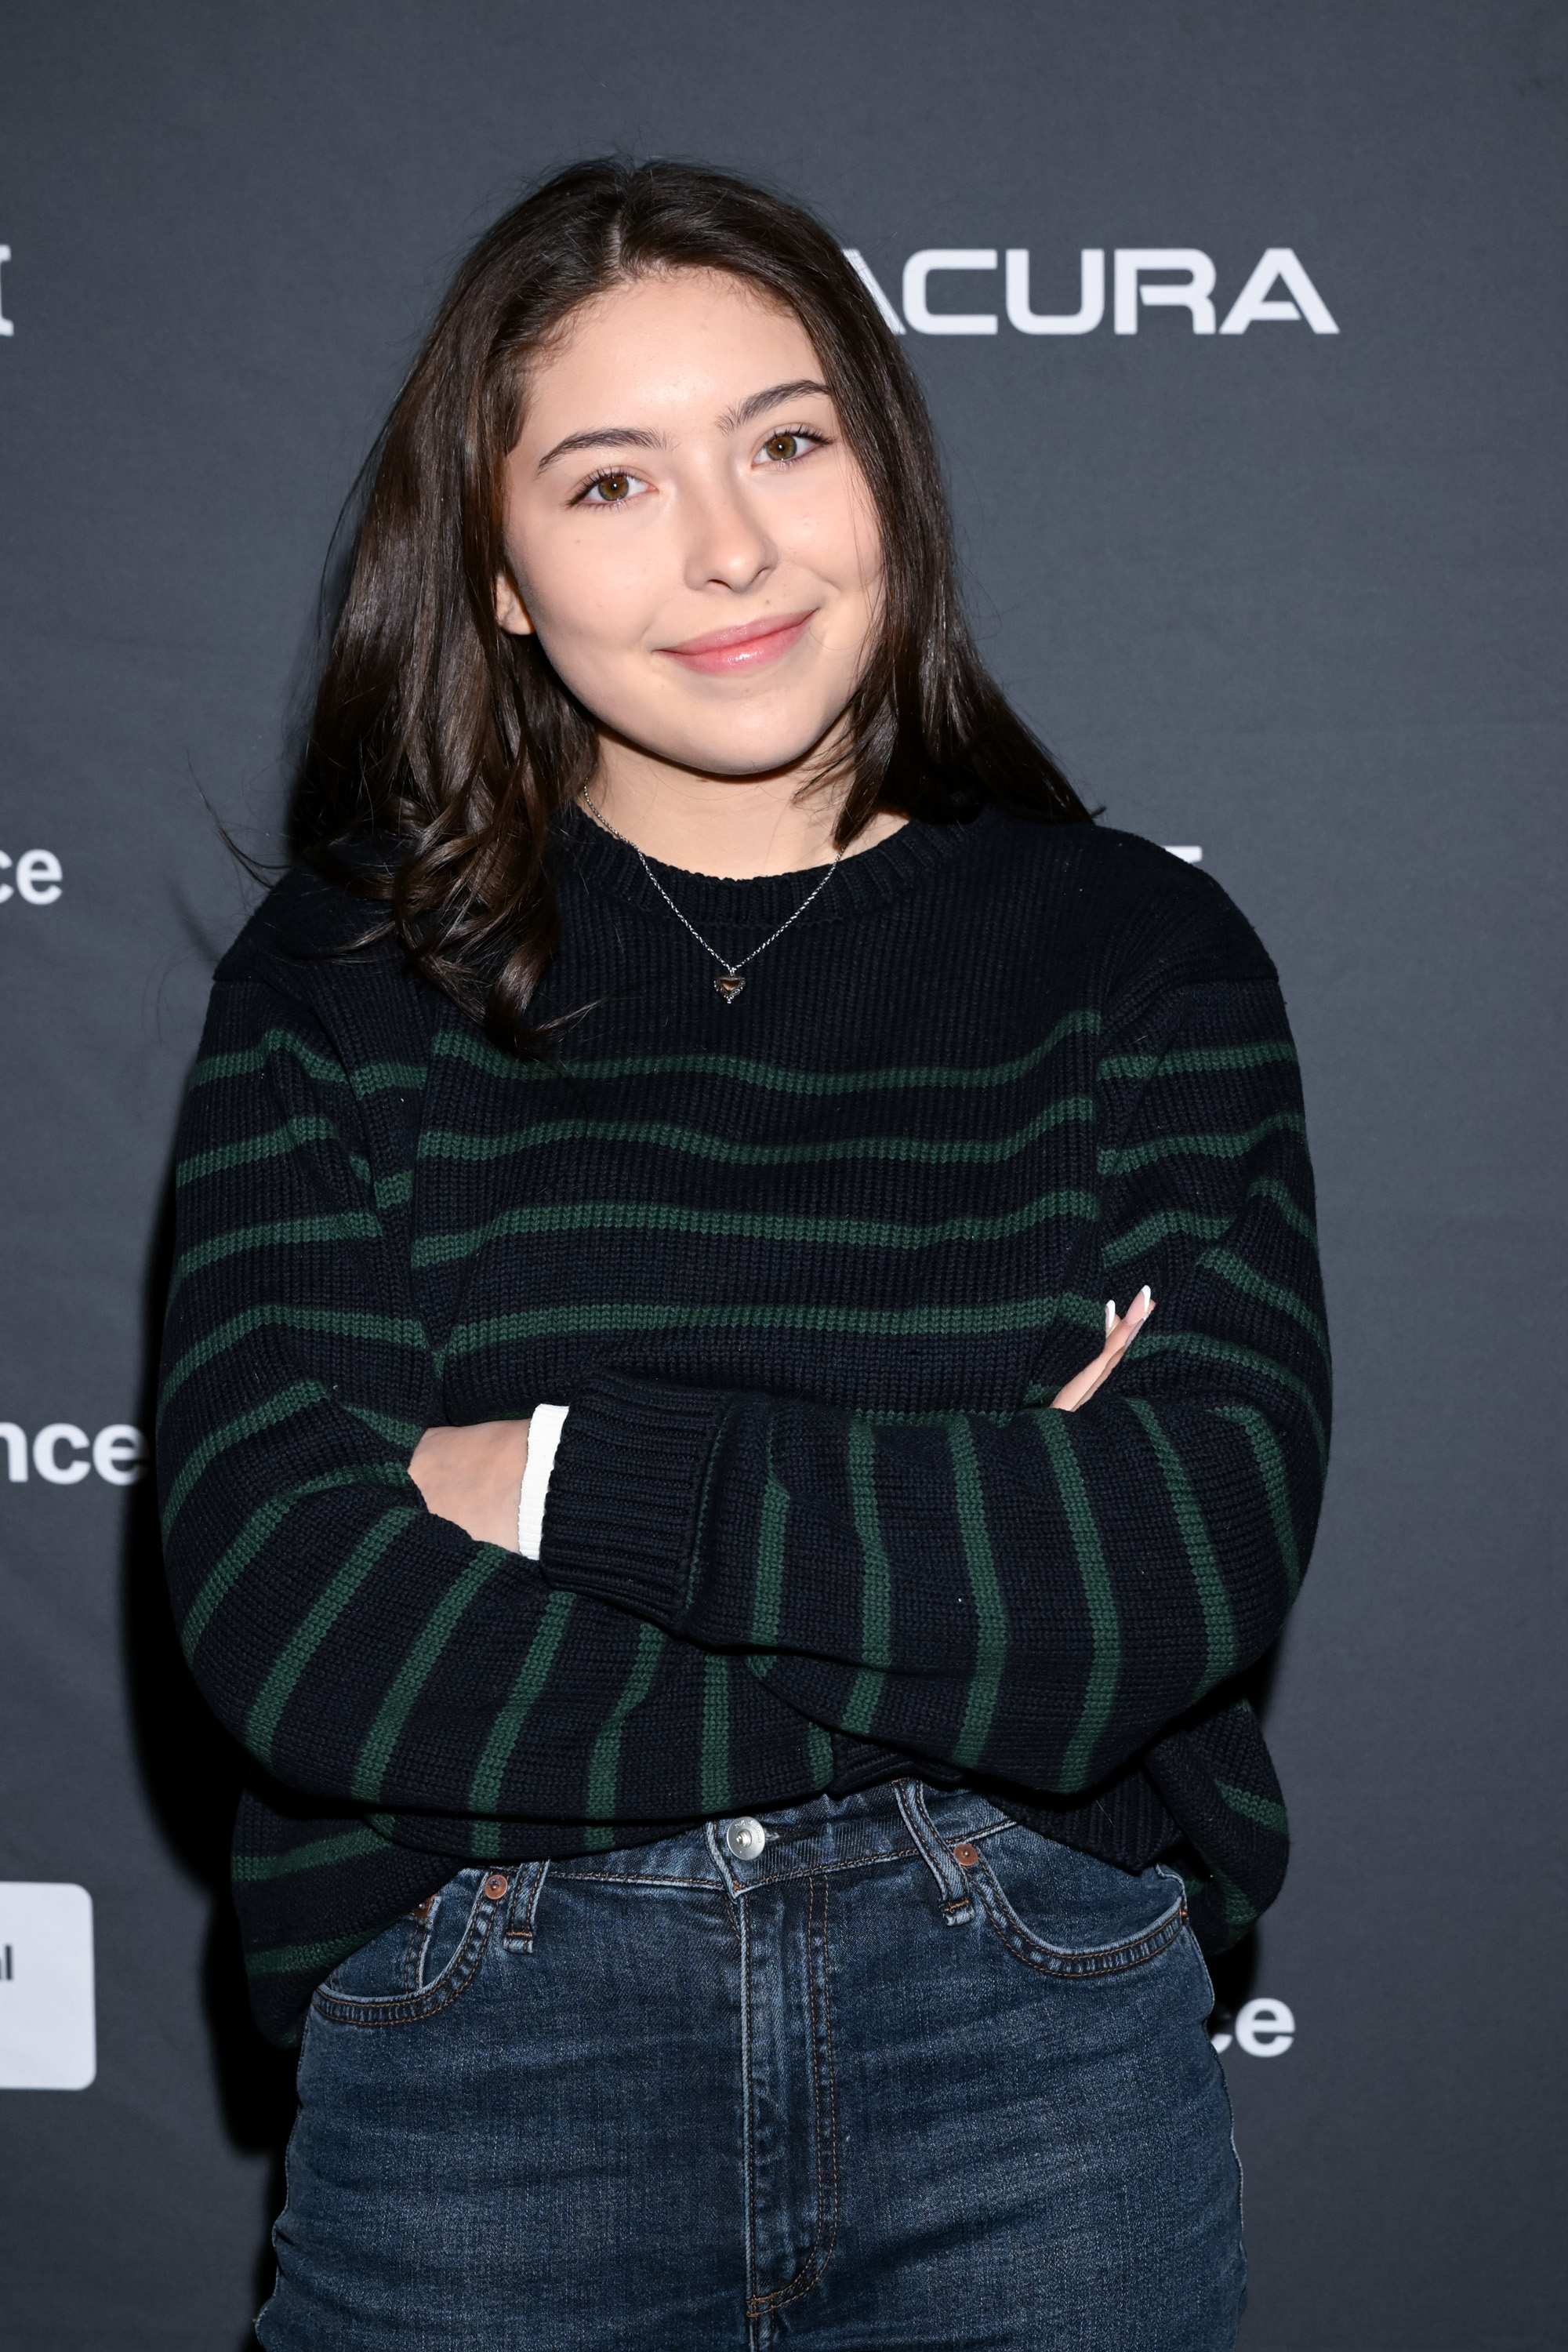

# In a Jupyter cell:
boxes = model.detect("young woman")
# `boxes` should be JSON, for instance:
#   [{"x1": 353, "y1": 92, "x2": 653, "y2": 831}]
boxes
[{"x1": 159, "y1": 159, "x2": 1329, "y2": 2350}]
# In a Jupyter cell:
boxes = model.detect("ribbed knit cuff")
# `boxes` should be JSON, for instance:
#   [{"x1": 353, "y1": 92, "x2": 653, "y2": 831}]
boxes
[{"x1": 539, "y1": 1372, "x2": 732, "y2": 1628}]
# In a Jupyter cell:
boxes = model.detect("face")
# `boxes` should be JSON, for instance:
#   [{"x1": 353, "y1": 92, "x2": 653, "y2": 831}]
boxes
[{"x1": 494, "y1": 269, "x2": 883, "y2": 782}]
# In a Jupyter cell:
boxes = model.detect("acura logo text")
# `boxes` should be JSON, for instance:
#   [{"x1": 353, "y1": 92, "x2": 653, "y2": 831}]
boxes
[{"x1": 844, "y1": 247, "x2": 1337, "y2": 338}]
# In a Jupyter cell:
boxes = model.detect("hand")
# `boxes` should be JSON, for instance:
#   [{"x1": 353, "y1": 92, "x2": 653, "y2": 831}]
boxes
[
  {"x1": 408, "y1": 1418, "x2": 531, "y2": 1548},
  {"x1": 1051, "y1": 1288, "x2": 1156, "y2": 1413}
]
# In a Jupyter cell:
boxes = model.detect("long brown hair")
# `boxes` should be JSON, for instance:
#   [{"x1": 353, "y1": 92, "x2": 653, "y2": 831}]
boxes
[{"x1": 300, "y1": 157, "x2": 1091, "y2": 1053}]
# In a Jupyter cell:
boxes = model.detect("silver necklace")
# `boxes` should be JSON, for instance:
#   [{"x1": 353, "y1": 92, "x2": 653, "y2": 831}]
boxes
[{"x1": 579, "y1": 791, "x2": 844, "y2": 1004}]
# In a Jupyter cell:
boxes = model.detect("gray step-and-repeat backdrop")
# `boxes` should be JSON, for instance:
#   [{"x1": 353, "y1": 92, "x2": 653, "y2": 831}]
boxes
[{"x1": 2, "y1": 5, "x2": 1563, "y2": 2346}]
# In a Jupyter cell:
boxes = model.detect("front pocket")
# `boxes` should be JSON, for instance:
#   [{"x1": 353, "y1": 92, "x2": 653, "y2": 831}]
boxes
[
  {"x1": 965, "y1": 1831, "x2": 1186, "y2": 1980},
  {"x1": 310, "y1": 1869, "x2": 504, "y2": 2030}
]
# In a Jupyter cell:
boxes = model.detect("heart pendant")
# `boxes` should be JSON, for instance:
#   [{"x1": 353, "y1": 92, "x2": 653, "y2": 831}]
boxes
[{"x1": 714, "y1": 972, "x2": 746, "y2": 1004}]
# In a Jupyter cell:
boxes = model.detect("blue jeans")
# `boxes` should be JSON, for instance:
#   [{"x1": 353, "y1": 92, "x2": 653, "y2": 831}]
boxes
[{"x1": 260, "y1": 1783, "x2": 1243, "y2": 2350}]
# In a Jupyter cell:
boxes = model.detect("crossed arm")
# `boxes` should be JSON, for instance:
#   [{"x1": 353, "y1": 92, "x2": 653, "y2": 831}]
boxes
[
  {"x1": 161, "y1": 956, "x2": 1324, "y2": 1829},
  {"x1": 407, "y1": 1290, "x2": 1156, "y2": 1547}
]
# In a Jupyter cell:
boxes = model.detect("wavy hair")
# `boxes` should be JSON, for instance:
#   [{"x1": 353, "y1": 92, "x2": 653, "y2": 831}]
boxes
[{"x1": 299, "y1": 157, "x2": 1091, "y2": 1053}]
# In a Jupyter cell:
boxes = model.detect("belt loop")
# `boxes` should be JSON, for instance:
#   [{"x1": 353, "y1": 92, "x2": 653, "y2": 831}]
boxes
[
  {"x1": 503, "y1": 1859, "x2": 550, "y2": 1951},
  {"x1": 895, "y1": 1782, "x2": 975, "y2": 1926}
]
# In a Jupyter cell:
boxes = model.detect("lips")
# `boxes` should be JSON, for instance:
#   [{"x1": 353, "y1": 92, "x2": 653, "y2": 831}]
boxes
[{"x1": 659, "y1": 610, "x2": 815, "y2": 675}]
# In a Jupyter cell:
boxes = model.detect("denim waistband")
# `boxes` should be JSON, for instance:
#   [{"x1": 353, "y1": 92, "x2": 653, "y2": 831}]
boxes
[{"x1": 546, "y1": 1779, "x2": 1016, "y2": 1921}]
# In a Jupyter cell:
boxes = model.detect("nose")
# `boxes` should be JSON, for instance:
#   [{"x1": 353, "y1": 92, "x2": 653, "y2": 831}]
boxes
[{"x1": 681, "y1": 473, "x2": 777, "y2": 597}]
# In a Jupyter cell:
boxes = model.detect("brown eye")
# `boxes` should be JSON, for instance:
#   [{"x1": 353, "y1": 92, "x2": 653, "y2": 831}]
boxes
[
  {"x1": 763, "y1": 433, "x2": 800, "y2": 463},
  {"x1": 593, "y1": 472, "x2": 632, "y2": 502}
]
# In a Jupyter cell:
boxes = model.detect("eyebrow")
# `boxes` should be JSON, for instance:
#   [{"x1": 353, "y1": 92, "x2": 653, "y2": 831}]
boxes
[
  {"x1": 535, "y1": 379, "x2": 833, "y2": 474},
  {"x1": 720, "y1": 378, "x2": 832, "y2": 431}
]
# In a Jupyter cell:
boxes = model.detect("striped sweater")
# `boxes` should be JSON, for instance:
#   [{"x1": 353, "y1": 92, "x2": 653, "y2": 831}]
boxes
[{"x1": 158, "y1": 806, "x2": 1330, "y2": 2042}]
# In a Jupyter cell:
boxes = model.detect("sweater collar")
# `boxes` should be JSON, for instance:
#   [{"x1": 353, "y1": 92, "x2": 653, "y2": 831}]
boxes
[{"x1": 554, "y1": 797, "x2": 986, "y2": 939}]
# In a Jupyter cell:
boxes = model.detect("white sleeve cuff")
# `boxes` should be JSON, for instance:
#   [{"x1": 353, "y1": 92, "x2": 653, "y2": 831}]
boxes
[{"x1": 517, "y1": 1403, "x2": 568, "y2": 1559}]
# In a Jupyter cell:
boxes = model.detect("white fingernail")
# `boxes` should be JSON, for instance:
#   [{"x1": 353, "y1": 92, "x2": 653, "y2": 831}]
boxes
[
  {"x1": 1139, "y1": 1285, "x2": 1152, "y2": 1314},
  {"x1": 1105, "y1": 1300, "x2": 1116, "y2": 1335}
]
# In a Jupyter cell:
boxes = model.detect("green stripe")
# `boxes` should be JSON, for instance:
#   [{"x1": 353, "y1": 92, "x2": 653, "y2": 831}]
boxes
[
  {"x1": 182, "y1": 1497, "x2": 291, "y2": 1659},
  {"x1": 946, "y1": 1420, "x2": 1007, "y2": 1770},
  {"x1": 701, "y1": 1655, "x2": 731, "y2": 1815},
  {"x1": 1103, "y1": 1209, "x2": 1231, "y2": 1265},
  {"x1": 231, "y1": 1825, "x2": 387, "y2": 1882},
  {"x1": 583, "y1": 1624, "x2": 667, "y2": 1847},
  {"x1": 433, "y1": 1009, "x2": 1100, "y2": 1096},
  {"x1": 1135, "y1": 1330, "x2": 1329, "y2": 1469},
  {"x1": 162, "y1": 1379, "x2": 328, "y2": 1541},
  {"x1": 1035, "y1": 1412, "x2": 1120, "y2": 1791},
  {"x1": 439, "y1": 1292, "x2": 1105, "y2": 1371},
  {"x1": 431, "y1": 1028, "x2": 550, "y2": 1083},
  {"x1": 1201, "y1": 1247, "x2": 1330, "y2": 1360},
  {"x1": 752, "y1": 1442, "x2": 790, "y2": 1648},
  {"x1": 176, "y1": 1113, "x2": 345, "y2": 1187},
  {"x1": 1127, "y1": 1399, "x2": 1235, "y2": 1697},
  {"x1": 412, "y1": 1188, "x2": 1096, "y2": 1271},
  {"x1": 245, "y1": 1507, "x2": 418, "y2": 1765},
  {"x1": 168, "y1": 1214, "x2": 382, "y2": 1302},
  {"x1": 1246, "y1": 1175, "x2": 1319, "y2": 1246},
  {"x1": 805, "y1": 1722, "x2": 834, "y2": 1788},
  {"x1": 421, "y1": 1096, "x2": 1094, "y2": 1175},
  {"x1": 1098, "y1": 1041, "x2": 1298, "y2": 1081},
  {"x1": 468, "y1": 1590, "x2": 576, "y2": 1816},
  {"x1": 347, "y1": 1060, "x2": 427, "y2": 1100},
  {"x1": 1215, "y1": 1780, "x2": 1289, "y2": 1838},
  {"x1": 1213, "y1": 1404, "x2": 1302, "y2": 1598},
  {"x1": 189, "y1": 1030, "x2": 348, "y2": 1091},
  {"x1": 1102, "y1": 1174, "x2": 1319, "y2": 1269},
  {"x1": 1213, "y1": 1867, "x2": 1261, "y2": 1938},
  {"x1": 158, "y1": 1304, "x2": 426, "y2": 1421},
  {"x1": 342, "y1": 1401, "x2": 426, "y2": 1450},
  {"x1": 375, "y1": 1170, "x2": 414, "y2": 1208},
  {"x1": 350, "y1": 1548, "x2": 511, "y2": 1802},
  {"x1": 188, "y1": 1036, "x2": 426, "y2": 1098},
  {"x1": 842, "y1": 1423, "x2": 890, "y2": 1739},
  {"x1": 1100, "y1": 1110, "x2": 1306, "y2": 1178},
  {"x1": 244, "y1": 1928, "x2": 376, "y2": 1979},
  {"x1": 177, "y1": 1466, "x2": 406, "y2": 1658}
]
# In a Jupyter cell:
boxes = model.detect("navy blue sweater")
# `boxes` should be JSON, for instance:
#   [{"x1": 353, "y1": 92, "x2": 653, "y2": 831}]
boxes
[{"x1": 158, "y1": 807, "x2": 1329, "y2": 2042}]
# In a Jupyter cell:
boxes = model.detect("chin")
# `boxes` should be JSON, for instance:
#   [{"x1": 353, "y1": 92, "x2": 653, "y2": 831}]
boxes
[
  {"x1": 668, "y1": 710, "x2": 846, "y2": 780},
  {"x1": 681, "y1": 744, "x2": 837, "y2": 783}
]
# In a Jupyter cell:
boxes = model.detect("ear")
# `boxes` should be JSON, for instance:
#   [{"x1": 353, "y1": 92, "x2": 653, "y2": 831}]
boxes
[{"x1": 494, "y1": 571, "x2": 535, "y2": 636}]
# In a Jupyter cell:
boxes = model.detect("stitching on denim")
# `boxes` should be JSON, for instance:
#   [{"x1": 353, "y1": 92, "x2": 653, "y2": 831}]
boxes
[
  {"x1": 896, "y1": 1780, "x2": 976, "y2": 1922},
  {"x1": 741, "y1": 1887, "x2": 760, "y2": 2325},
  {"x1": 503, "y1": 1858, "x2": 550, "y2": 1948},
  {"x1": 893, "y1": 1780, "x2": 947, "y2": 1904},
  {"x1": 971, "y1": 1853, "x2": 1187, "y2": 1979},
  {"x1": 398, "y1": 1906, "x2": 432, "y2": 1994},
  {"x1": 746, "y1": 1871, "x2": 840, "y2": 2315},
  {"x1": 310, "y1": 1882, "x2": 501, "y2": 2028},
  {"x1": 733, "y1": 1841, "x2": 913, "y2": 1890},
  {"x1": 548, "y1": 1869, "x2": 722, "y2": 1891}
]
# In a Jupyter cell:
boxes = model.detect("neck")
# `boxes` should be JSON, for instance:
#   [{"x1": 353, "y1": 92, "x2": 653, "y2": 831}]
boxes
[{"x1": 583, "y1": 737, "x2": 905, "y2": 878}]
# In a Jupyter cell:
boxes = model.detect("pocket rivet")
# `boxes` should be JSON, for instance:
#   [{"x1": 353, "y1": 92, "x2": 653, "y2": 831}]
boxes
[
  {"x1": 953, "y1": 1842, "x2": 979, "y2": 1868},
  {"x1": 482, "y1": 1872, "x2": 510, "y2": 1900}
]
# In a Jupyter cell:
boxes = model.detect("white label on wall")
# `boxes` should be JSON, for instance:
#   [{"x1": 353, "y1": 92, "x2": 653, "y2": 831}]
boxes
[
  {"x1": 1210, "y1": 1995, "x2": 1296, "y2": 2057},
  {"x1": 0, "y1": 1424, "x2": 147, "y2": 1484},
  {"x1": 0, "y1": 850, "x2": 63, "y2": 904},
  {"x1": 0, "y1": 1883, "x2": 96, "y2": 2089}
]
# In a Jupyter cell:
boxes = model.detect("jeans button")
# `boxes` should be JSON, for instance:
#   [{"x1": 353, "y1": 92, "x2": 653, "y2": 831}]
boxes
[{"x1": 724, "y1": 1817, "x2": 768, "y2": 1860}]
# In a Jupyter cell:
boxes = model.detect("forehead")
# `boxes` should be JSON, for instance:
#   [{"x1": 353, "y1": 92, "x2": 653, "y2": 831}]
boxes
[{"x1": 519, "y1": 270, "x2": 822, "y2": 438}]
